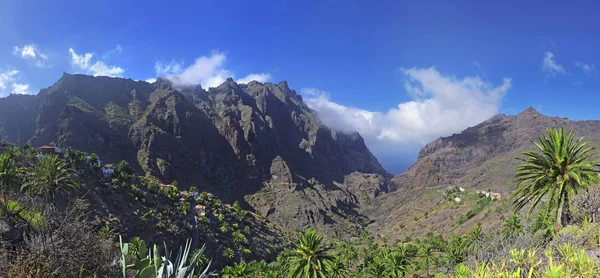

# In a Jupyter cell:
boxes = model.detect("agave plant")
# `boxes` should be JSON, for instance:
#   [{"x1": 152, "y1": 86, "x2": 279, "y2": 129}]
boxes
[{"x1": 119, "y1": 236, "x2": 213, "y2": 278}]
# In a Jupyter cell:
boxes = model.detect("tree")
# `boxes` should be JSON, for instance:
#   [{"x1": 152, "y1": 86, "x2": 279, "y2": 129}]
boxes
[
  {"x1": 512, "y1": 128, "x2": 600, "y2": 226},
  {"x1": 468, "y1": 223, "x2": 485, "y2": 243},
  {"x1": 420, "y1": 244, "x2": 436, "y2": 277},
  {"x1": 384, "y1": 246, "x2": 415, "y2": 277},
  {"x1": 502, "y1": 215, "x2": 524, "y2": 239},
  {"x1": 0, "y1": 153, "x2": 20, "y2": 215},
  {"x1": 21, "y1": 154, "x2": 79, "y2": 204},
  {"x1": 364, "y1": 257, "x2": 386, "y2": 278},
  {"x1": 114, "y1": 160, "x2": 133, "y2": 178},
  {"x1": 64, "y1": 147, "x2": 86, "y2": 172},
  {"x1": 337, "y1": 242, "x2": 358, "y2": 266},
  {"x1": 222, "y1": 262, "x2": 250, "y2": 278},
  {"x1": 286, "y1": 228, "x2": 333, "y2": 278},
  {"x1": 223, "y1": 247, "x2": 235, "y2": 261},
  {"x1": 529, "y1": 202, "x2": 556, "y2": 240},
  {"x1": 88, "y1": 153, "x2": 99, "y2": 166},
  {"x1": 324, "y1": 258, "x2": 349, "y2": 278},
  {"x1": 446, "y1": 236, "x2": 469, "y2": 266}
]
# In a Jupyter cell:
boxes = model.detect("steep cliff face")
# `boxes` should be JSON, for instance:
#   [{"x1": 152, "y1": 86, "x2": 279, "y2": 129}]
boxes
[
  {"x1": 393, "y1": 107, "x2": 600, "y2": 190},
  {"x1": 367, "y1": 107, "x2": 600, "y2": 239},
  {"x1": 0, "y1": 73, "x2": 387, "y2": 236},
  {"x1": 0, "y1": 94, "x2": 39, "y2": 144}
]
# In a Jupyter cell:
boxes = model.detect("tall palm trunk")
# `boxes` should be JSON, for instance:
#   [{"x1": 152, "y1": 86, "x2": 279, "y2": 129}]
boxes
[
  {"x1": 557, "y1": 199, "x2": 563, "y2": 226},
  {"x1": 561, "y1": 197, "x2": 571, "y2": 226}
]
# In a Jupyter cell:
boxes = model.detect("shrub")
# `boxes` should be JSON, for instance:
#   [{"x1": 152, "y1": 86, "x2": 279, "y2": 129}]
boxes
[
  {"x1": 553, "y1": 222, "x2": 598, "y2": 250},
  {"x1": 114, "y1": 160, "x2": 133, "y2": 178}
]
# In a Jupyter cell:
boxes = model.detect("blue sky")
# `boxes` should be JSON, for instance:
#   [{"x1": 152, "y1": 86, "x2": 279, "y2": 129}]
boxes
[{"x1": 2, "y1": 1, "x2": 600, "y2": 173}]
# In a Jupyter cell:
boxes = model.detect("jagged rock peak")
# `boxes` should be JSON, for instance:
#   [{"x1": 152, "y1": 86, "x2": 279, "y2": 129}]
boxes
[
  {"x1": 278, "y1": 80, "x2": 290, "y2": 90},
  {"x1": 155, "y1": 77, "x2": 173, "y2": 89},
  {"x1": 518, "y1": 107, "x2": 541, "y2": 116}
]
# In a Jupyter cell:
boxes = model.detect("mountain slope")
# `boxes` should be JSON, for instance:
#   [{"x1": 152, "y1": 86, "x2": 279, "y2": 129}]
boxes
[
  {"x1": 0, "y1": 73, "x2": 387, "y2": 237},
  {"x1": 366, "y1": 108, "x2": 600, "y2": 239}
]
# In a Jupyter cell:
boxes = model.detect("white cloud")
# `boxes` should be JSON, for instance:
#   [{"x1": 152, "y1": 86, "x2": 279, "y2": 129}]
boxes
[
  {"x1": 156, "y1": 52, "x2": 271, "y2": 88},
  {"x1": 542, "y1": 52, "x2": 566, "y2": 75},
  {"x1": 13, "y1": 44, "x2": 49, "y2": 68},
  {"x1": 155, "y1": 61, "x2": 183, "y2": 76},
  {"x1": 575, "y1": 61, "x2": 596, "y2": 74},
  {"x1": 69, "y1": 48, "x2": 92, "y2": 68},
  {"x1": 89, "y1": 61, "x2": 124, "y2": 77},
  {"x1": 237, "y1": 73, "x2": 272, "y2": 84},
  {"x1": 302, "y1": 67, "x2": 511, "y2": 148},
  {"x1": 0, "y1": 70, "x2": 31, "y2": 97},
  {"x1": 0, "y1": 70, "x2": 18, "y2": 90},
  {"x1": 14, "y1": 45, "x2": 36, "y2": 58},
  {"x1": 69, "y1": 48, "x2": 124, "y2": 77},
  {"x1": 11, "y1": 83, "x2": 30, "y2": 95}
]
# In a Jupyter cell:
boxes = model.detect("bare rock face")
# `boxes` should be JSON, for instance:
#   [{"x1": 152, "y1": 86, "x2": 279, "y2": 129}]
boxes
[
  {"x1": 0, "y1": 73, "x2": 388, "y2": 237},
  {"x1": 344, "y1": 172, "x2": 388, "y2": 206}
]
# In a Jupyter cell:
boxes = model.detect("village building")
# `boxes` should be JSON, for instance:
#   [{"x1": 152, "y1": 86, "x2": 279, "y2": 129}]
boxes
[
  {"x1": 477, "y1": 190, "x2": 502, "y2": 200},
  {"x1": 159, "y1": 184, "x2": 174, "y2": 190},
  {"x1": 195, "y1": 204, "x2": 206, "y2": 212},
  {"x1": 102, "y1": 168, "x2": 115, "y2": 178},
  {"x1": 180, "y1": 191, "x2": 199, "y2": 198}
]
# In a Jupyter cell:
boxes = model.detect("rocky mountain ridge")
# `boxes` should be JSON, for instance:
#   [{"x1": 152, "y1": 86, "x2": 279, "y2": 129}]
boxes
[
  {"x1": 0, "y1": 73, "x2": 387, "y2": 236},
  {"x1": 366, "y1": 107, "x2": 600, "y2": 239}
]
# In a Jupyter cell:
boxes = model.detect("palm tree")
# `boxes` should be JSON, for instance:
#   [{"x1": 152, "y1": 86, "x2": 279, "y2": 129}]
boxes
[
  {"x1": 468, "y1": 223, "x2": 485, "y2": 243},
  {"x1": 531, "y1": 208, "x2": 555, "y2": 240},
  {"x1": 364, "y1": 257, "x2": 386, "y2": 278},
  {"x1": 21, "y1": 154, "x2": 78, "y2": 253},
  {"x1": 21, "y1": 154, "x2": 79, "y2": 204},
  {"x1": 222, "y1": 262, "x2": 249, "y2": 278},
  {"x1": 420, "y1": 244, "x2": 436, "y2": 277},
  {"x1": 286, "y1": 228, "x2": 333, "y2": 278},
  {"x1": 64, "y1": 147, "x2": 86, "y2": 172},
  {"x1": 0, "y1": 153, "x2": 20, "y2": 215},
  {"x1": 446, "y1": 236, "x2": 469, "y2": 266},
  {"x1": 384, "y1": 246, "x2": 415, "y2": 278},
  {"x1": 502, "y1": 215, "x2": 524, "y2": 239},
  {"x1": 325, "y1": 258, "x2": 350, "y2": 278},
  {"x1": 338, "y1": 242, "x2": 358, "y2": 266},
  {"x1": 512, "y1": 128, "x2": 600, "y2": 226}
]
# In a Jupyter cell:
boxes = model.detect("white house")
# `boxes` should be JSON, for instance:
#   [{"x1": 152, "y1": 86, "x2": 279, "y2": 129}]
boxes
[{"x1": 102, "y1": 168, "x2": 115, "y2": 178}]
